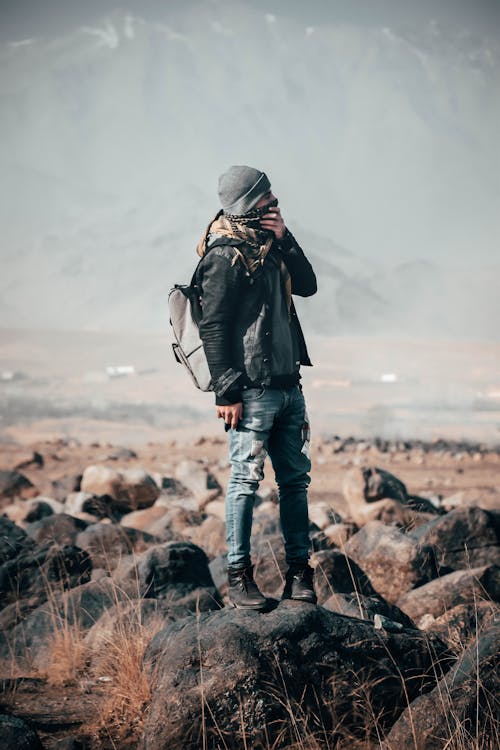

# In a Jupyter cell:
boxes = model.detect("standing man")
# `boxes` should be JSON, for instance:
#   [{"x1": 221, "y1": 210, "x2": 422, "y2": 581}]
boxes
[{"x1": 196, "y1": 165, "x2": 317, "y2": 610}]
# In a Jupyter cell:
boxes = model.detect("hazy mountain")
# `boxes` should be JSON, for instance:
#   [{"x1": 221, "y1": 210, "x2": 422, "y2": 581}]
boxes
[{"x1": 0, "y1": 2, "x2": 498, "y2": 338}]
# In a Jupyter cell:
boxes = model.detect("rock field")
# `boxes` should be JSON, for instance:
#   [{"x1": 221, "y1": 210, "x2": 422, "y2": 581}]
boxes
[{"x1": 0, "y1": 434, "x2": 498, "y2": 749}]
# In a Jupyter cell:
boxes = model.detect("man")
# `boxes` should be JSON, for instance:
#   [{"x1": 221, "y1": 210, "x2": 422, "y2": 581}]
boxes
[{"x1": 196, "y1": 165, "x2": 317, "y2": 610}]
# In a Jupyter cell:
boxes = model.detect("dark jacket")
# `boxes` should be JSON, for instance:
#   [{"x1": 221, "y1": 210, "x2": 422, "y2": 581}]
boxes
[{"x1": 196, "y1": 228, "x2": 317, "y2": 405}]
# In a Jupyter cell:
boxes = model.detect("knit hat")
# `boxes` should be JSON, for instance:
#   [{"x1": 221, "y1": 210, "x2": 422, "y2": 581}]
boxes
[{"x1": 218, "y1": 165, "x2": 271, "y2": 216}]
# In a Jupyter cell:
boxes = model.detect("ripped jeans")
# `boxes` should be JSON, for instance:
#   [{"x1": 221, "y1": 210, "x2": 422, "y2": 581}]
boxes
[{"x1": 225, "y1": 385, "x2": 312, "y2": 568}]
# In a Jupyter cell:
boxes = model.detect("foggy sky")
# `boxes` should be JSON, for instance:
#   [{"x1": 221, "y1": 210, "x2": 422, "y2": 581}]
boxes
[{"x1": 1, "y1": 0, "x2": 499, "y2": 337}]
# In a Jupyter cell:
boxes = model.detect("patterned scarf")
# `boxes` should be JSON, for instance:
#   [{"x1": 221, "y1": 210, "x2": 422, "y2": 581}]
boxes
[{"x1": 196, "y1": 201, "x2": 292, "y2": 315}]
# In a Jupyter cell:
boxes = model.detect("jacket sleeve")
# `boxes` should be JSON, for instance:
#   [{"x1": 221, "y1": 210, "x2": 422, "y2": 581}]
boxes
[
  {"x1": 276, "y1": 229, "x2": 317, "y2": 297},
  {"x1": 197, "y1": 249, "x2": 245, "y2": 406}
]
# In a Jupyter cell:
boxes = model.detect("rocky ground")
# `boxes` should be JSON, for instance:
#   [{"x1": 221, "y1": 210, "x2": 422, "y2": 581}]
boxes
[{"x1": 0, "y1": 434, "x2": 499, "y2": 749}]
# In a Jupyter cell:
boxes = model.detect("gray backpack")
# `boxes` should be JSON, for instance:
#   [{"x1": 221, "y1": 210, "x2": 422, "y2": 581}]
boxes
[{"x1": 168, "y1": 261, "x2": 212, "y2": 391}]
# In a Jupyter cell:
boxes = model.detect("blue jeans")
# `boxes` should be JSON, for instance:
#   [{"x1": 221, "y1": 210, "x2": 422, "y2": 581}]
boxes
[{"x1": 225, "y1": 385, "x2": 312, "y2": 568}]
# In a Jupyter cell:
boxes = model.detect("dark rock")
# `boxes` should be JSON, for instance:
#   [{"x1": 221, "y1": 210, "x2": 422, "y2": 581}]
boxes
[
  {"x1": 81, "y1": 466, "x2": 159, "y2": 511},
  {"x1": 76, "y1": 522, "x2": 157, "y2": 568},
  {"x1": 384, "y1": 626, "x2": 499, "y2": 749},
  {"x1": 0, "y1": 542, "x2": 92, "y2": 609},
  {"x1": 51, "y1": 473, "x2": 82, "y2": 502},
  {"x1": 342, "y1": 467, "x2": 440, "y2": 527},
  {"x1": 0, "y1": 713, "x2": 43, "y2": 749},
  {"x1": 25, "y1": 513, "x2": 88, "y2": 546},
  {"x1": 141, "y1": 603, "x2": 452, "y2": 750},
  {"x1": 0, "y1": 470, "x2": 36, "y2": 500},
  {"x1": 13, "y1": 451, "x2": 44, "y2": 471},
  {"x1": 344, "y1": 521, "x2": 438, "y2": 603},
  {"x1": 0, "y1": 517, "x2": 34, "y2": 564},
  {"x1": 116, "y1": 541, "x2": 222, "y2": 610},
  {"x1": 409, "y1": 507, "x2": 500, "y2": 571},
  {"x1": 65, "y1": 492, "x2": 118, "y2": 521},
  {"x1": 314, "y1": 549, "x2": 416, "y2": 628},
  {"x1": 22, "y1": 499, "x2": 55, "y2": 523},
  {"x1": 397, "y1": 564, "x2": 500, "y2": 620},
  {"x1": 106, "y1": 446, "x2": 137, "y2": 461},
  {"x1": 0, "y1": 577, "x2": 133, "y2": 673}
]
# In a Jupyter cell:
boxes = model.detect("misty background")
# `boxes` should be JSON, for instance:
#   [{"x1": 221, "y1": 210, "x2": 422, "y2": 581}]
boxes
[
  {"x1": 1, "y1": 0, "x2": 500, "y2": 444},
  {"x1": 1, "y1": 0, "x2": 499, "y2": 338}
]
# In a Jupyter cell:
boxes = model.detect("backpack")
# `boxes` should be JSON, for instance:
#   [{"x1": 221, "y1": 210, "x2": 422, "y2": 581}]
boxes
[{"x1": 168, "y1": 260, "x2": 213, "y2": 391}]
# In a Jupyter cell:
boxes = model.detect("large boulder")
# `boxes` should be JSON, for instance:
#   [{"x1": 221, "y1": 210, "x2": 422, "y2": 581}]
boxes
[
  {"x1": 396, "y1": 564, "x2": 500, "y2": 620},
  {"x1": 343, "y1": 521, "x2": 438, "y2": 603},
  {"x1": 0, "y1": 539, "x2": 92, "y2": 610},
  {"x1": 116, "y1": 541, "x2": 222, "y2": 612},
  {"x1": 384, "y1": 626, "x2": 499, "y2": 749},
  {"x1": 75, "y1": 522, "x2": 157, "y2": 568},
  {"x1": 409, "y1": 507, "x2": 500, "y2": 571},
  {"x1": 313, "y1": 549, "x2": 415, "y2": 628},
  {"x1": 80, "y1": 466, "x2": 159, "y2": 512},
  {"x1": 141, "y1": 603, "x2": 451, "y2": 750}
]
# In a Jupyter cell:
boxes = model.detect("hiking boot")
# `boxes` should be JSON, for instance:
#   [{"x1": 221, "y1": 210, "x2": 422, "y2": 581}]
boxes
[
  {"x1": 227, "y1": 564, "x2": 267, "y2": 611},
  {"x1": 282, "y1": 563, "x2": 317, "y2": 604}
]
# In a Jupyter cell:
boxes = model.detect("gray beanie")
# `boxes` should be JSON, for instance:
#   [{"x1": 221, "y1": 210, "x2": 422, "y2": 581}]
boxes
[{"x1": 218, "y1": 165, "x2": 271, "y2": 216}]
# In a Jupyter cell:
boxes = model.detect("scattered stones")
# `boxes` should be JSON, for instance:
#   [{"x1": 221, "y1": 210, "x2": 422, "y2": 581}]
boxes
[
  {"x1": 396, "y1": 564, "x2": 500, "y2": 620},
  {"x1": 81, "y1": 466, "x2": 159, "y2": 512},
  {"x1": 344, "y1": 521, "x2": 438, "y2": 602},
  {"x1": 141, "y1": 603, "x2": 450, "y2": 750}
]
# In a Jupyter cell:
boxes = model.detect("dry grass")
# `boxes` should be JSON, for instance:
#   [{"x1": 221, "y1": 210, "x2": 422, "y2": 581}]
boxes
[
  {"x1": 83, "y1": 587, "x2": 164, "y2": 747},
  {"x1": 45, "y1": 620, "x2": 87, "y2": 686}
]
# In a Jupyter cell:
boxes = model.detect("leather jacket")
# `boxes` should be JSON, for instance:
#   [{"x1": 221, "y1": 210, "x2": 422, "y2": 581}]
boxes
[{"x1": 196, "y1": 228, "x2": 317, "y2": 405}]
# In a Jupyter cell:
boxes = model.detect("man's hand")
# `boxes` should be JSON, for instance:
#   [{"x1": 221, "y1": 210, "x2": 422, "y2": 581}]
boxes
[
  {"x1": 216, "y1": 403, "x2": 243, "y2": 430},
  {"x1": 260, "y1": 206, "x2": 286, "y2": 240}
]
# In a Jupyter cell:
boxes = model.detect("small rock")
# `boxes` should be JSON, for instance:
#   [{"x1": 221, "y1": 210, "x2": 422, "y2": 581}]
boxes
[
  {"x1": 174, "y1": 459, "x2": 222, "y2": 508},
  {"x1": 0, "y1": 470, "x2": 37, "y2": 500},
  {"x1": 81, "y1": 465, "x2": 159, "y2": 511}
]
